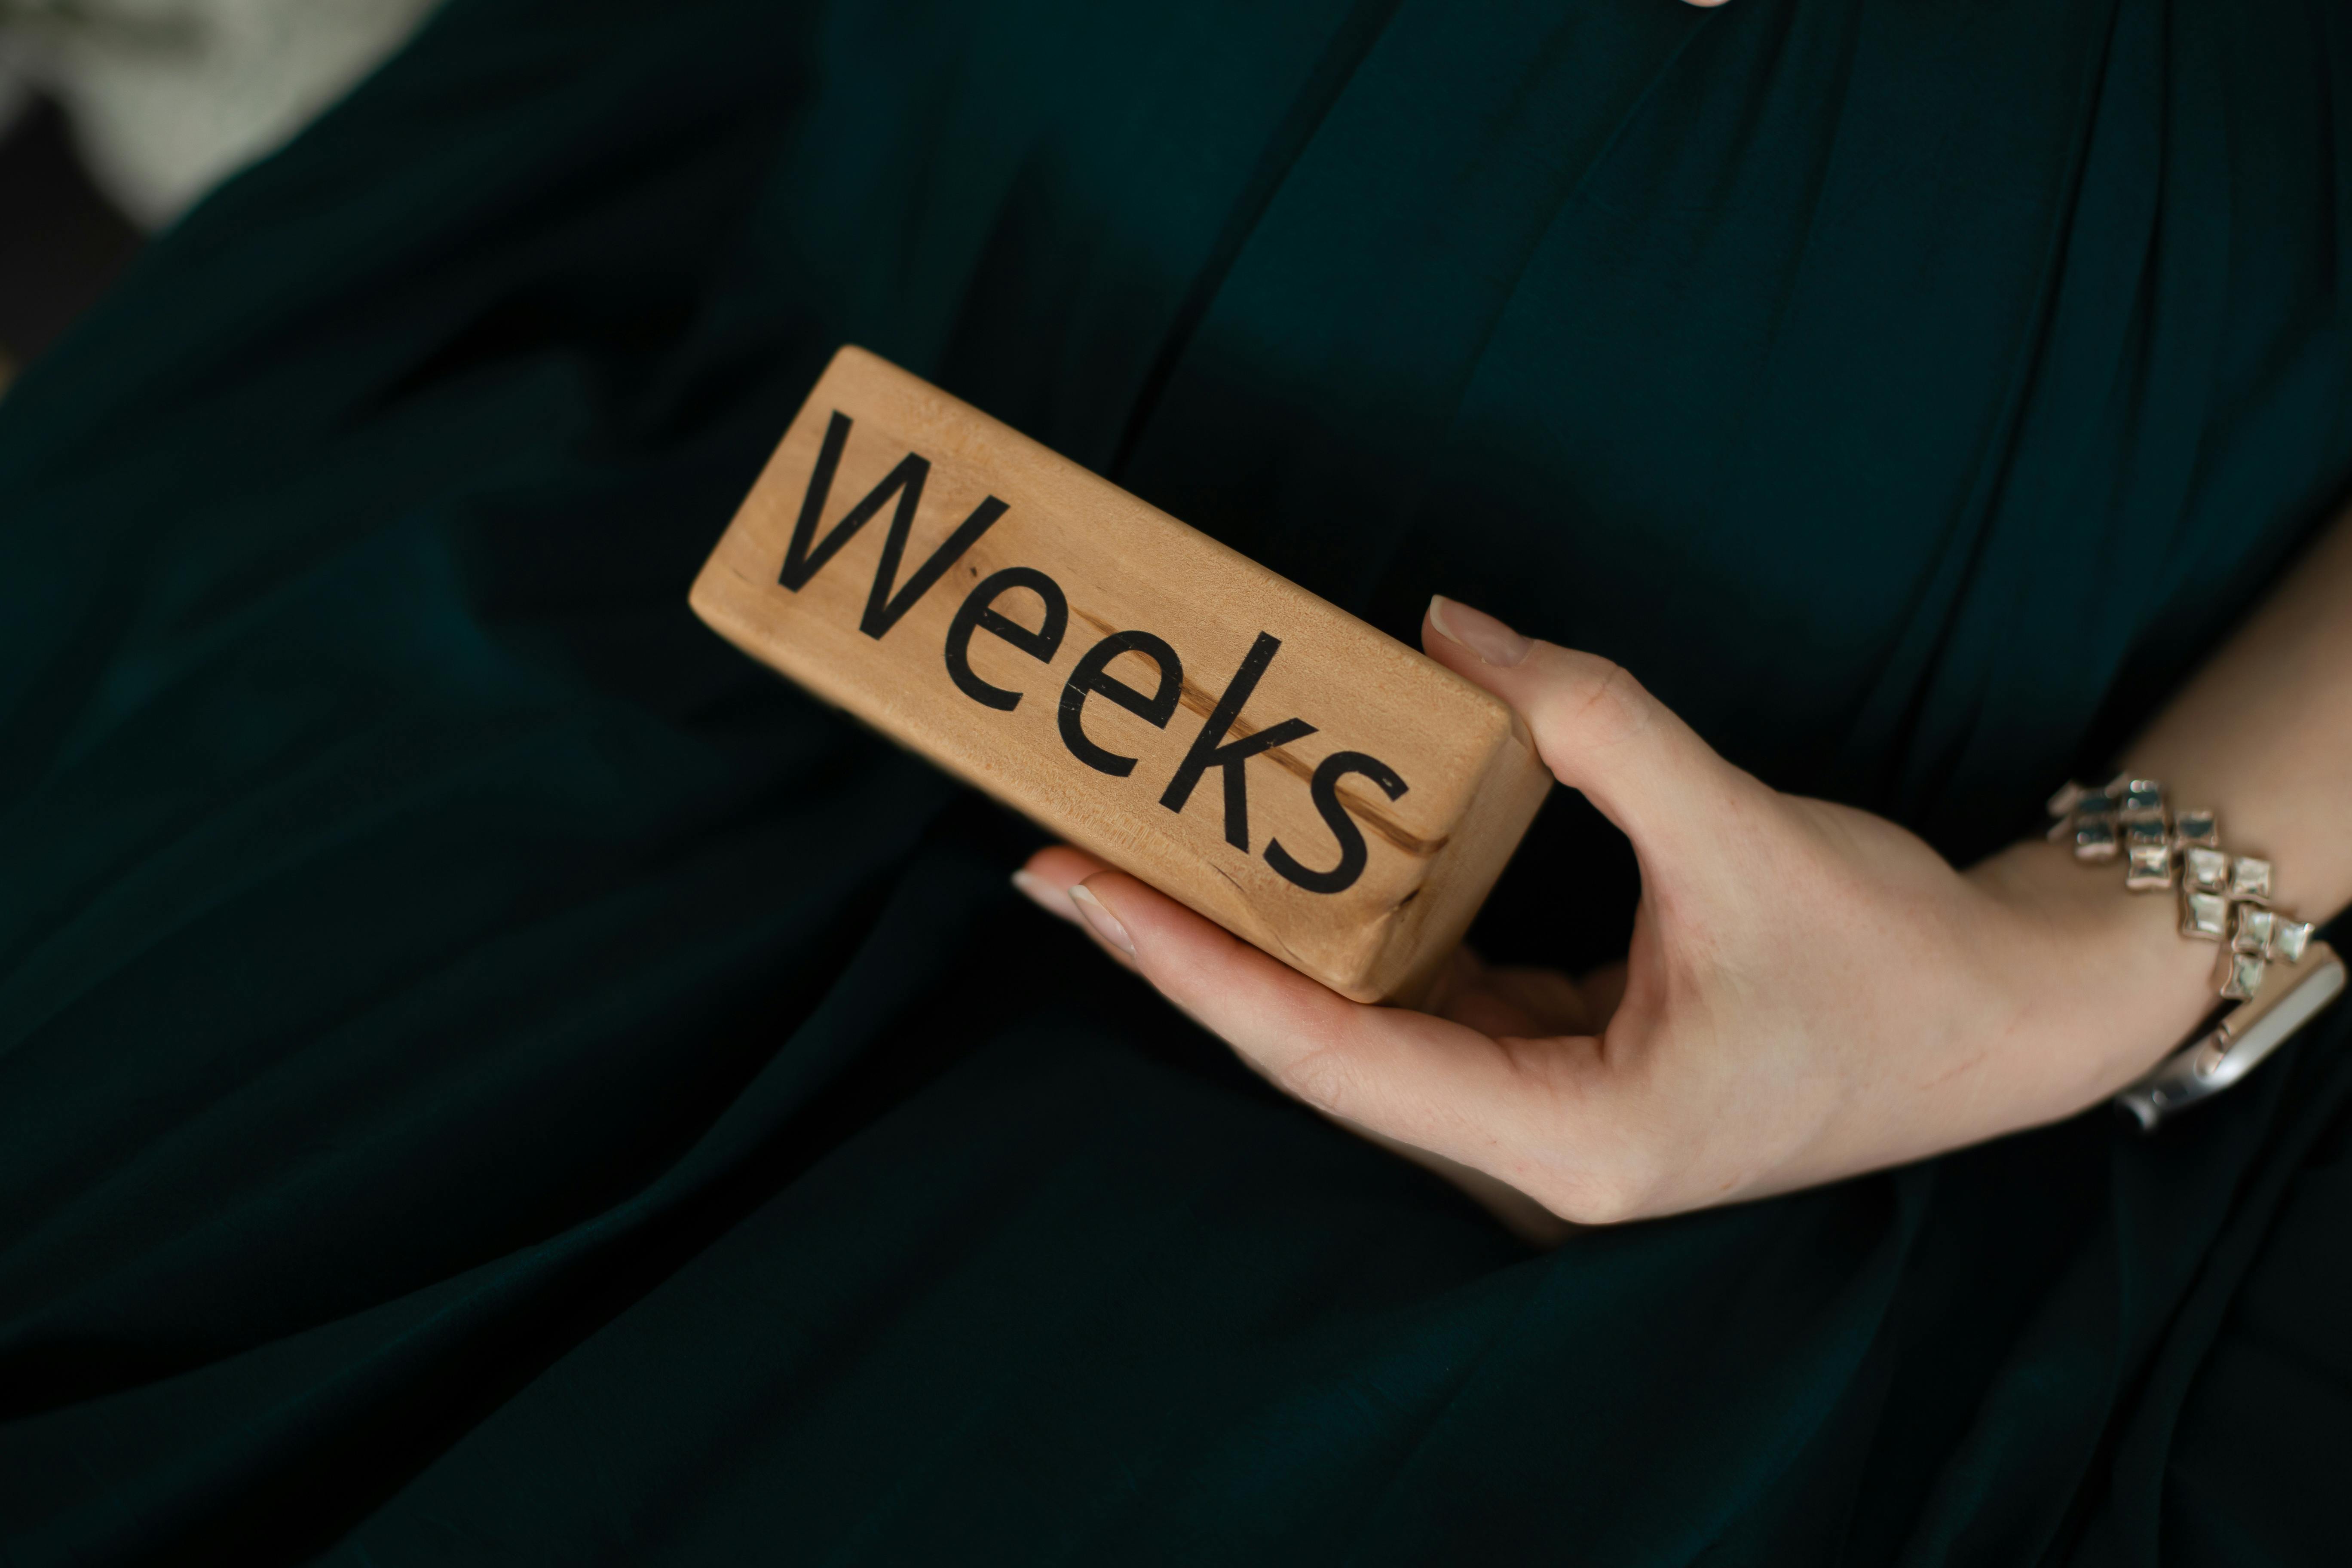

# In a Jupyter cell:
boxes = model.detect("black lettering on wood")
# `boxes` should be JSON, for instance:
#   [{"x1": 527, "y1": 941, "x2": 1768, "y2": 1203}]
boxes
[
  {"x1": 944, "y1": 567, "x2": 1068, "y2": 710},
  {"x1": 1266, "y1": 751, "x2": 1408, "y2": 894},
  {"x1": 1058, "y1": 631, "x2": 1185, "y2": 777},
  {"x1": 778, "y1": 410, "x2": 1008, "y2": 639},
  {"x1": 1158, "y1": 632, "x2": 1316, "y2": 851}
]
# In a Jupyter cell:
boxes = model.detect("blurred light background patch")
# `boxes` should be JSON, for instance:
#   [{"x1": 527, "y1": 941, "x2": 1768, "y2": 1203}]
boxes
[{"x1": 0, "y1": 0, "x2": 437, "y2": 382}]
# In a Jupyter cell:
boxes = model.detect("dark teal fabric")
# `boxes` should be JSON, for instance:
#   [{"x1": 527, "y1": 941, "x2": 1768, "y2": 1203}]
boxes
[{"x1": 3, "y1": 0, "x2": 2350, "y2": 1562}]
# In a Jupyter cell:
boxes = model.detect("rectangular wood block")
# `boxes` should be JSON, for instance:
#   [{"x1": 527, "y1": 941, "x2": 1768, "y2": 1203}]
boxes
[{"x1": 690, "y1": 346, "x2": 1553, "y2": 1003}]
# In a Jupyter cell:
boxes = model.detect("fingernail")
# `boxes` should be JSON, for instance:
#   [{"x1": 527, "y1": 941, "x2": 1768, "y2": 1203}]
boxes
[
  {"x1": 1011, "y1": 868, "x2": 1081, "y2": 925},
  {"x1": 1427, "y1": 595, "x2": 1532, "y2": 668},
  {"x1": 1067, "y1": 883, "x2": 1136, "y2": 956}
]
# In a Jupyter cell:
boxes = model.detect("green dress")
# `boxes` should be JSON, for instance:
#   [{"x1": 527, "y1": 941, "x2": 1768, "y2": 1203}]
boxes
[{"x1": 3, "y1": 0, "x2": 2347, "y2": 1561}]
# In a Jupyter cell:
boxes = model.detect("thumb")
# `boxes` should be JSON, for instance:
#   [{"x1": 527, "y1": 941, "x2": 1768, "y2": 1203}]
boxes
[{"x1": 1423, "y1": 596, "x2": 1755, "y2": 858}]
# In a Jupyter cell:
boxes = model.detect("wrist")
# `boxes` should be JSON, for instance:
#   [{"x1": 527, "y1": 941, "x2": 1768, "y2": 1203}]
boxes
[{"x1": 1969, "y1": 837, "x2": 2219, "y2": 1105}]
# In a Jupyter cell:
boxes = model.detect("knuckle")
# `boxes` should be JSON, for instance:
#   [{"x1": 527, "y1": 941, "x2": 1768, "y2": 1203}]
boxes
[
  {"x1": 1530, "y1": 653, "x2": 1659, "y2": 758},
  {"x1": 1533, "y1": 1144, "x2": 1667, "y2": 1227},
  {"x1": 1548, "y1": 1181, "x2": 1643, "y2": 1227},
  {"x1": 1493, "y1": 1035, "x2": 1669, "y2": 1225},
  {"x1": 1275, "y1": 1046, "x2": 1353, "y2": 1115}
]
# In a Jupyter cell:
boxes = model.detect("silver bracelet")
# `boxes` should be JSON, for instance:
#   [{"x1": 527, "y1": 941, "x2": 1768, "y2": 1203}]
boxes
[{"x1": 2046, "y1": 778, "x2": 2344, "y2": 1130}]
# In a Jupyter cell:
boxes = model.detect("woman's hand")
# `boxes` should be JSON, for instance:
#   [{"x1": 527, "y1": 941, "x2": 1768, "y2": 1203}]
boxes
[{"x1": 1015, "y1": 597, "x2": 2220, "y2": 1227}]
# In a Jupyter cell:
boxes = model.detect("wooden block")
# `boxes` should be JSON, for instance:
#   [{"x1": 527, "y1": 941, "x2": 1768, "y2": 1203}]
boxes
[{"x1": 690, "y1": 346, "x2": 1552, "y2": 1003}]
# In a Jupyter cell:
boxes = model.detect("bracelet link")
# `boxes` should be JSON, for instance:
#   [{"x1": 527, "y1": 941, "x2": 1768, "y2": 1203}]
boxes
[
  {"x1": 2048, "y1": 778, "x2": 2306, "y2": 1003},
  {"x1": 2048, "y1": 775, "x2": 2345, "y2": 1130}
]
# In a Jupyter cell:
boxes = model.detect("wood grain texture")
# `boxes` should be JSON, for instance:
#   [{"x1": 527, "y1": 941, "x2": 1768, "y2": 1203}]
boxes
[{"x1": 691, "y1": 346, "x2": 1552, "y2": 1002}]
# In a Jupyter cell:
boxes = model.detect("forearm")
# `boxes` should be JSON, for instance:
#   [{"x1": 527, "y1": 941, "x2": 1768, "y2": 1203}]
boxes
[
  {"x1": 2118, "y1": 501, "x2": 2352, "y2": 926},
  {"x1": 1969, "y1": 502, "x2": 2352, "y2": 1097}
]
